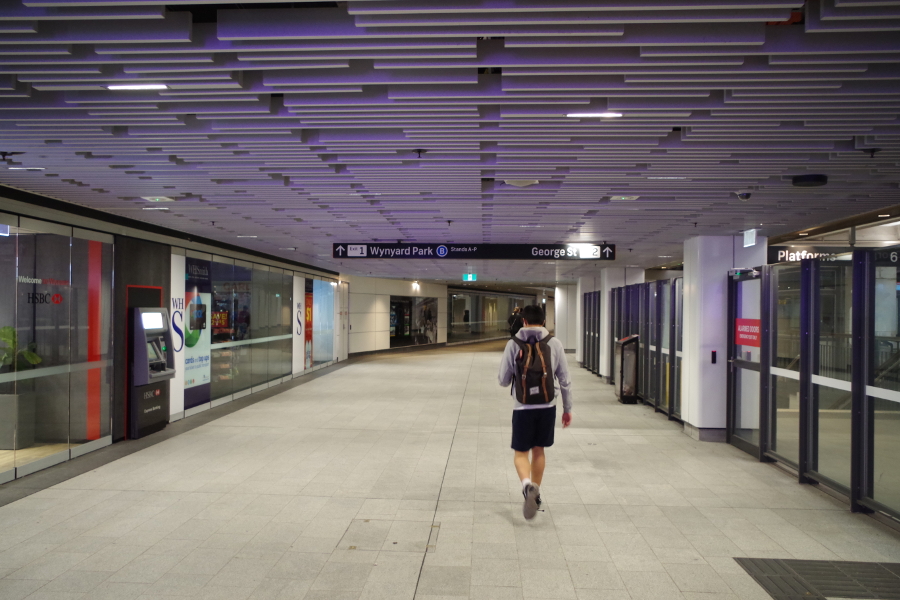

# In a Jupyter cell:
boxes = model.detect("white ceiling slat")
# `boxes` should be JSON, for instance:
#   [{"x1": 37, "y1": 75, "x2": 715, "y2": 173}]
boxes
[{"x1": 1, "y1": 0, "x2": 899, "y2": 282}]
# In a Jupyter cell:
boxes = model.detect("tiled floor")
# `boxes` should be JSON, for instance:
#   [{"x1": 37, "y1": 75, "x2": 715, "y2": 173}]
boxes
[{"x1": 1, "y1": 343, "x2": 899, "y2": 600}]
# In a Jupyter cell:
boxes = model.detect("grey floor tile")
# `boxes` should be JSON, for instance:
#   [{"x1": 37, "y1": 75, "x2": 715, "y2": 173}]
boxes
[
  {"x1": 417, "y1": 565, "x2": 472, "y2": 596},
  {"x1": 2, "y1": 350, "x2": 900, "y2": 600}
]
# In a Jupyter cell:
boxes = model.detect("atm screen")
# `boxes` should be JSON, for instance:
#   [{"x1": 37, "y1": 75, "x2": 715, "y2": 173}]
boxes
[
  {"x1": 147, "y1": 342, "x2": 161, "y2": 361},
  {"x1": 141, "y1": 312, "x2": 164, "y2": 330}
]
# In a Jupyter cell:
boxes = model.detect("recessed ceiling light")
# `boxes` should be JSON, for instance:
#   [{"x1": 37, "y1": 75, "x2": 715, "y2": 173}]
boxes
[
  {"x1": 799, "y1": 233, "x2": 809, "y2": 236},
  {"x1": 520, "y1": 225, "x2": 543, "y2": 228},
  {"x1": 879, "y1": 214, "x2": 891, "y2": 218},
  {"x1": 7, "y1": 167, "x2": 44, "y2": 171},
  {"x1": 647, "y1": 177, "x2": 686, "y2": 180},
  {"x1": 141, "y1": 196, "x2": 174, "y2": 202},
  {"x1": 566, "y1": 112, "x2": 623, "y2": 118},
  {"x1": 142, "y1": 207, "x2": 169, "y2": 211},
  {"x1": 236, "y1": 235, "x2": 258, "y2": 238},
  {"x1": 504, "y1": 179, "x2": 540, "y2": 188},
  {"x1": 107, "y1": 84, "x2": 168, "y2": 90},
  {"x1": 659, "y1": 255, "x2": 672, "y2": 258},
  {"x1": 613, "y1": 195, "x2": 640, "y2": 201}
]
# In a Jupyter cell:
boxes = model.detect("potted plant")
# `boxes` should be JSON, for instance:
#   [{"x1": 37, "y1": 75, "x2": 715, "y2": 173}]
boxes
[{"x1": 0, "y1": 327, "x2": 41, "y2": 451}]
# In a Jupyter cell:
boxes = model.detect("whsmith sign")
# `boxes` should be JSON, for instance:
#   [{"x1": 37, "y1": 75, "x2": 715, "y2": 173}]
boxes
[{"x1": 333, "y1": 243, "x2": 615, "y2": 260}]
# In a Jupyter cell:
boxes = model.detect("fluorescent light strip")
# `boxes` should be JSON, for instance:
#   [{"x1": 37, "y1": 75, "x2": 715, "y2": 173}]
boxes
[
  {"x1": 107, "y1": 84, "x2": 168, "y2": 91},
  {"x1": 566, "y1": 112, "x2": 623, "y2": 118},
  {"x1": 236, "y1": 235, "x2": 258, "y2": 238},
  {"x1": 142, "y1": 207, "x2": 169, "y2": 210},
  {"x1": 8, "y1": 167, "x2": 44, "y2": 171}
]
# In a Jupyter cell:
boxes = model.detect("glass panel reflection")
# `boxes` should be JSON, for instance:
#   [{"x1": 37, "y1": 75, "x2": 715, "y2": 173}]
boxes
[
  {"x1": 870, "y1": 262, "x2": 900, "y2": 511},
  {"x1": 811, "y1": 262, "x2": 853, "y2": 489},
  {"x1": 770, "y1": 264, "x2": 801, "y2": 463},
  {"x1": 447, "y1": 291, "x2": 534, "y2": 344}
]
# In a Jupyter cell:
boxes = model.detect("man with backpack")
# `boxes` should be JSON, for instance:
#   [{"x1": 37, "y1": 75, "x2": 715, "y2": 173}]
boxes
[{"x1": 498, "y1": 304, "x2": 573, "y2": 520}]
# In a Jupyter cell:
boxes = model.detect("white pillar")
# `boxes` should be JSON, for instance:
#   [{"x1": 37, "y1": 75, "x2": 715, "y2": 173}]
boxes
[
  {"x1": 682, "y1": 235, "x2": 766, "y2": 441},
  {"x1": 554, "y1": 284, "x2": 578, "y2": 351}
]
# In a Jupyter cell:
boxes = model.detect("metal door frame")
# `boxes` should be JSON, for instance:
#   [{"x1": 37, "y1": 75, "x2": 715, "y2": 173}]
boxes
[{"x1": 726, "y1": 266, "x2": 771, "y2": 460}]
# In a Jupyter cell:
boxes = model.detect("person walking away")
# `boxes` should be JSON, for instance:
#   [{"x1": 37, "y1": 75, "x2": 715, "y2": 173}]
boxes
[
  {"x1": 498, "y1": 304, "x2": 573, "y2": 520},
  {"x1": 507, "y1": 306, "x2": 524, "y2": 337}
]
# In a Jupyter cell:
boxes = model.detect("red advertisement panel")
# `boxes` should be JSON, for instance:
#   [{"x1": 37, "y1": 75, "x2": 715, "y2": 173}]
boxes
[
  {"x1": 305, "y1": 291, "x2": 313, "y2": 368},
  {"x1": 735, "y1": 318, "x2": 762, "y2": 347}
]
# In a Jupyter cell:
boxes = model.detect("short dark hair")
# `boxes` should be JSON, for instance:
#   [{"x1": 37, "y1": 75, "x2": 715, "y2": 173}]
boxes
[{"x1": 521, "y1": 304, "x2": 545, "y2": 325}]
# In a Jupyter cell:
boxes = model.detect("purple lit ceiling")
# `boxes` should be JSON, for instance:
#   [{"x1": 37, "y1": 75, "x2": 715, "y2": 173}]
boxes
[{"x1": 1, "y1": 0, "x2": 899, "y2": 283}]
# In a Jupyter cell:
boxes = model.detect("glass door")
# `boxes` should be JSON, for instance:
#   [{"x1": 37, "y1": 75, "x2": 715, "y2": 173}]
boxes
[
  {"x1": 808, "y1": 260, "x2": 854, "y2": 491},
  {"x1": 648, "y1": 282, "x2": 659, "y2": 407},
  {"x1": 768, "y1": 263, "x2": 802, "y2": 466},
  {"x1": 593, "y1": 292, "x2": 601, "y2": 373},
  {"x1": 728, "y1": 270, "x2": 764, "y2": 455},
  {"x1": 672, "y1": 277, "x2": 684, "y2": 419},
  {"x1": 660, "y1": 280, "x2": 672, "y2": 413}
]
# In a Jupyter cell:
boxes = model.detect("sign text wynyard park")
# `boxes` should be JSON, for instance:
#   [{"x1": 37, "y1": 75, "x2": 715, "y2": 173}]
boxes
[{"x1": 333, "y1": 243, "x2": 615, "y2": 261}]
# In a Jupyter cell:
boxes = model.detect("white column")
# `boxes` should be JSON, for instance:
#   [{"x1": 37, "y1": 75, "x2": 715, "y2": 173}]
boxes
[{"x1": 681, "y1": 235, "x2": 766, "y2": 441}]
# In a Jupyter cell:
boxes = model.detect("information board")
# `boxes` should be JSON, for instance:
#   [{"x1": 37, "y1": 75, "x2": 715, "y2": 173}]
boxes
[{"x1": 333, "y1": 243, "x2": 615, "y2": 261}]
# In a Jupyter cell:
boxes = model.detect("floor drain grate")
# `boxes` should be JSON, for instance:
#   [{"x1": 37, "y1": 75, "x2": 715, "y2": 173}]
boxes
[{"x1": 735, "y1": 558, "x2": 900, "y2": 600}]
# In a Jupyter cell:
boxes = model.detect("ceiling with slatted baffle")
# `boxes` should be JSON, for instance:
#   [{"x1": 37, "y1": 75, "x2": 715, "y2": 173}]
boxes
[{"x1": 1, "y1": 0, "x2": 900, "y2": 283}]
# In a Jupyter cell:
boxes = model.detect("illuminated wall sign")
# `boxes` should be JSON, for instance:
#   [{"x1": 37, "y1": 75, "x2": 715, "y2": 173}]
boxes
[
  {"x1": 767, "y1": 246, "x2": 849, "y2": 263},
  {"x1": 333, "y1": 243, "x2": 615, "y2": 260},
  {"x1": 462, "y1": 273, "x2": 477, "y2": 281}
]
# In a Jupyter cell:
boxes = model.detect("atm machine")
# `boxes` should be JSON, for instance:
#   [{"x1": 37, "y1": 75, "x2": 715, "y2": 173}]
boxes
[{"x1": 130, "y1": 307, "x2": 176, "y2": 439}]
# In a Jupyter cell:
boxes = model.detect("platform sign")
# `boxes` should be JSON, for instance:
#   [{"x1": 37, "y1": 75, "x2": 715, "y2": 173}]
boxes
[
  {"x1": 333, "y1": 243, "x2": 615, "y2": 260},
  {"x1": 462, "y1": 273, "x2": 477, "y2": 281}
]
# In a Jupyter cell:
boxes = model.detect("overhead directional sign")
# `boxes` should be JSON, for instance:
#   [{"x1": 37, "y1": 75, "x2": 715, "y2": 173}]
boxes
[{"x1": 333, "y1": 243, "x2": 615, "y2": 260}]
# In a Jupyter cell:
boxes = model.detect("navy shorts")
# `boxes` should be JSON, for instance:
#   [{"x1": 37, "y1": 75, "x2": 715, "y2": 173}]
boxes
[{"x1": 511, "y1": 406, "x2": 556, "y2": 452}]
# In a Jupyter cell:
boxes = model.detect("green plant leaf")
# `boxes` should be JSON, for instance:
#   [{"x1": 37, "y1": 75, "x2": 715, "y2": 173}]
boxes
[
  {"x1": 20, "y1": 351, "x2": 41, "y2": 365},
  {"x1": 0, "y1": 326, "x2": 16, "y2": 347}
]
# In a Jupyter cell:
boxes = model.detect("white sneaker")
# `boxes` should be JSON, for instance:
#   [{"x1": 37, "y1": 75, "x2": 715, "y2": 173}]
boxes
[{"x1": 522, "y1": 483, "x2": 540, "y2": 520}]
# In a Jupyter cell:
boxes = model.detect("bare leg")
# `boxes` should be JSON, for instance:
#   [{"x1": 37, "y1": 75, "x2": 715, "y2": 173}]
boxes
[
  {"x1": 514, "y1": 450, "x2": 531, "y2": 483},
  {"x1": 531, "y1": 447, "x2": 546, "y2": 486}
]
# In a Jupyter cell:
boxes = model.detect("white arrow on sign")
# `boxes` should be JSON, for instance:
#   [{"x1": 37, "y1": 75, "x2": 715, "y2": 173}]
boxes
[
  {"x1": 335, "y1": 246, "x2": 345, "y2": 256},
  {"x1": 602, "y1": 247, "x2": 613, "y2": 257}
]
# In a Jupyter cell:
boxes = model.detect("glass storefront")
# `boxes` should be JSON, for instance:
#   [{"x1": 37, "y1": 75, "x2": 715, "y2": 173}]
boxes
[
  {"x1": 0, "y1": 217, "x2": 113, "y2": 483},
  {"x1": 390, "y1": 296, "x2": 438, "y2": 348},
  {"x1": 0, "y1": 208, "x2": 340, "y2": 484},
  {"x1": 175, "y1": 254, "x2": 338, "y2": 414},
  {"x1": 447, "y1": 290, "x2": 535, "y2": 344}
]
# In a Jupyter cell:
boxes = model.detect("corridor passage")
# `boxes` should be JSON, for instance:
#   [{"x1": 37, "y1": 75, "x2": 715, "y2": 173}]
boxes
[{"x1": 1, "y1": 343, "x2": 899, "y2": 600}]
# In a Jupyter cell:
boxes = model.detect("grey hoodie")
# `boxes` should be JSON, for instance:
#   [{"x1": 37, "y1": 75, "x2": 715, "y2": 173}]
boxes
[{"x1": 498, "y1": 326, "x2": 573, "y2": 413}]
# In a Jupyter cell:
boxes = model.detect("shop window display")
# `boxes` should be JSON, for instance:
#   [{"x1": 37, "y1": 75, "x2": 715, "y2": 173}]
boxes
[
  {"x1": 0, "y1": 221, "x2": 113, "y2": 480},
  {"x1": 390, "y1": 296, "x2": 438, "y2": 348}
]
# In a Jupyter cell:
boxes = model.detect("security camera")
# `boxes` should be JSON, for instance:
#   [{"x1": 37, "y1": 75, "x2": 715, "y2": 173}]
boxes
[{"x1": 735, "y1": 191, "x2": 751, "y2": 201}]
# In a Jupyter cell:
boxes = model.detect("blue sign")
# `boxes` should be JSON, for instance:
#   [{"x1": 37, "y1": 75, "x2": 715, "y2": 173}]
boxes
[{"x1": 436, "y1": 245, "x2": 449, "y2": 257}]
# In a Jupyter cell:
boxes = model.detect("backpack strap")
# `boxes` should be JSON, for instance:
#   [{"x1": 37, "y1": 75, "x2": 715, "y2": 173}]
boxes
[{"x1": 535, "y1": 344, "x2": 550, "y2": 403}]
